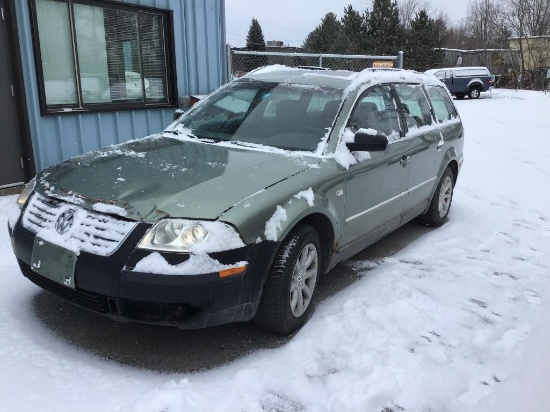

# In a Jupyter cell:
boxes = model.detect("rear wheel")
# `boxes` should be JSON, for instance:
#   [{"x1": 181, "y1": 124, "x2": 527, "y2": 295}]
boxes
[
  {"x1": 418, "y1": 167, "x2": 454, "y2": 227},
  {"x1": 468, "y1": 87, "x2": 481, "y2": 99},
  {"x1": 254, "y1": 224, "x2": 320, "y2": 334}
]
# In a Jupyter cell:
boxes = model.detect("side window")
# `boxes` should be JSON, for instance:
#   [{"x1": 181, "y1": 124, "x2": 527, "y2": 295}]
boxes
[
  {"x1": 434, "y1": 70, "x2": 446, "y2": 80},
  {"x1": 394, "y1": 84, "x2": 433, "y2": 129},
  {"x1": 425, "y1": 86, "x2": 459, "y2": 122},
  {"x1": 348, "y1": 86, "x2": 401, "y2": 138}
]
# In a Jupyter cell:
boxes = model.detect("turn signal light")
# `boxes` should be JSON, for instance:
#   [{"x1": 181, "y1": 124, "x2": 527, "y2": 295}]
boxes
[{"x1": 219, "y1": 265, "x2": 247, "y2": 278}]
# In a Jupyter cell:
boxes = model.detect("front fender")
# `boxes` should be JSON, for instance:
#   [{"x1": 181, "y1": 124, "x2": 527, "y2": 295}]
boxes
[{"x1": 218, "y1": 165, "x2": 345, "y2": 246}]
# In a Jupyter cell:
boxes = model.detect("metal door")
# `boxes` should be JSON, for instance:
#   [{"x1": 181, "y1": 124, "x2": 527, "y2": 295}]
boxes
[
  {"x1": 340, "y1": 86, "x2": 410, "y2": 250},
  {"x1": 0, "y1": 1, "x2": 24, "y2": 188},
  {"x1": 393, "y1": 84, "x2": 444, "y2": 220}
]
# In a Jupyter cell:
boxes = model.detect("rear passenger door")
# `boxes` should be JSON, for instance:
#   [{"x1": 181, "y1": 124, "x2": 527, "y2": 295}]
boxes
[
  {"x1": 340, "y1": 85, "x2": 410, "y2": 250},
  {"x1": 425, "y1": 84, "x2": 463, "y2": 164},
  {"x1": 393, "y1": 84, "x2": 443, "y2": 222}
]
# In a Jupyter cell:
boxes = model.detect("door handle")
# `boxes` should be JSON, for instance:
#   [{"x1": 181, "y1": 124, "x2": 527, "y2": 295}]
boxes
[
  {"x1": 437, "y1": 131, "x2": 445, "y2": 151},
  {"x1": 400, "y1": 155, "x2": 410, "y2": 166}
]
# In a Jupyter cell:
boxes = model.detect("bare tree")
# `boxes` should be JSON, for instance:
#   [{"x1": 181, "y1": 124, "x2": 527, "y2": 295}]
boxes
[
  {"x1": 434, "y1": 11, "x2": 451, "y2": 46},
  {"x1": 397, "y1": 0, "x2": 432, "y2": 29},
  {"x1": 525, "y1": 0, "x2": 550, "y2": 36},
  {"x1": 504, "y1": 0, "x2": 531, "y2": 85},
  {"x1": 466, "y1": 0, "x2": 503, "y2": 52},
  {"x1": 444, "y1": 21, "x2": 477, "y2": 49}
]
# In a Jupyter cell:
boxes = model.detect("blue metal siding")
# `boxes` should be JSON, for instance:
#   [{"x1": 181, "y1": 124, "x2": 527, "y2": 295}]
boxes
[{"x1": 15, "y1": 0, "x2": 227, "y2": 171}]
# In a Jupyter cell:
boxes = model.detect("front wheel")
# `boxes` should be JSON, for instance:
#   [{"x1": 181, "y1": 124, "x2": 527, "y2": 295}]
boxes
[
  {"x1": 455, "y1": 93, "x2": 465, "y2": 100},
  {"x1": 417, "y1": 167, "x2": 455, "y2": 227},
  {"x1": 254, "y1": 224, "x2": 321, "y2": 334}
]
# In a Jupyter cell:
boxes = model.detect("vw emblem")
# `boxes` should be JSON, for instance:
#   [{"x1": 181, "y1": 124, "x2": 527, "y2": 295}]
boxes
[{"x1": 55, "y1": 209, "x2": 75, "y2": 234}]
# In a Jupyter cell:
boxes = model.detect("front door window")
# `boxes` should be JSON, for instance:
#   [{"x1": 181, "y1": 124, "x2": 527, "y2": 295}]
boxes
[{"x1": 348, "y1": 85, "x2": 401, "y2": 140}]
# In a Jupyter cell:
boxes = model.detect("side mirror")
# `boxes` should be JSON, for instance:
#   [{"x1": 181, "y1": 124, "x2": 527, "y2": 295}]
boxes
[
  {"x1": 173, "y1": 109, "x2": 185, "y2": 121},
  {"x1": 346, "y1": 130, "x2": 388, "y2": 152}
]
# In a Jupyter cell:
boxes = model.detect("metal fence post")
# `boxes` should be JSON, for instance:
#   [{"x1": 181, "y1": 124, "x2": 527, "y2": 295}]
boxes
[
  {"x1": 319, "y1": 55, "x2": 323, "y2": 68},
  {"x1": 227, "y1": 44, "x2": 233, "y2": 82},
  {"x1": 397, "y1": 51, "x2": 404, "y2": 69}
]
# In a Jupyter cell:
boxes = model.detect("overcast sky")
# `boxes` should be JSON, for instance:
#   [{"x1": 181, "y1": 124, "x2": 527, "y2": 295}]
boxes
[{"x1": 225, "y1": 0, "x2": 469, "y2": 48}]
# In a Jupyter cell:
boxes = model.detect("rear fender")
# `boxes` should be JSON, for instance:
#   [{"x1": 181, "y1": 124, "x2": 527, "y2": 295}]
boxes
[
  {"x1": 422, "y1": 147, "x2": 459, "y2": 215},
  {"x1": 467, "y1": 78, "x2": 485, "y2": 91}
]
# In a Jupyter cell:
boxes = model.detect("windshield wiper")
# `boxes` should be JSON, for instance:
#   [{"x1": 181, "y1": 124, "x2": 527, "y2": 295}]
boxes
[
  {"x1": 162, "y1": 129, "x2": 181, "y2": 136},
  {"x1": 163, "y1": 128, "x2": 223, "y2": 144}
]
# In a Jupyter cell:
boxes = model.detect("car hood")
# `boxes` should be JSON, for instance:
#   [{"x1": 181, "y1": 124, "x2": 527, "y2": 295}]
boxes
[{"x1": 35, "y1": 136, "x2": 317, "y2": 222}]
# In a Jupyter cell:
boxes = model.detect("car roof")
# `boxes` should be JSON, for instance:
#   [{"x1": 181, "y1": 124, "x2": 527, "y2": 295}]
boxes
[{"x1": 243, "y1": 65, "x2": 442, "y2": 90}]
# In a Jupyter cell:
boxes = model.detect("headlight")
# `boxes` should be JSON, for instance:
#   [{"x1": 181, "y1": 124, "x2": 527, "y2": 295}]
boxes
[
  {"x1": 16, "y1": 177, "x2": 36, "y2": 209},
  {"x1": 137, "y1": 219, "x2": 245, "y2": 253}
]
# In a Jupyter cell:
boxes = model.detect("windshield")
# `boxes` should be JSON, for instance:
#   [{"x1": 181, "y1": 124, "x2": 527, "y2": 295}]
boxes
[{"x1": 174, "y1": 80, "x2": 343, "y2": 152}]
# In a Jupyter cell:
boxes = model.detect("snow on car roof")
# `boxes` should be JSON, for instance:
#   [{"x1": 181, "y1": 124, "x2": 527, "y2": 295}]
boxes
[{"x1": 246, "y1": 65, "x2": 443, "y2": 91}]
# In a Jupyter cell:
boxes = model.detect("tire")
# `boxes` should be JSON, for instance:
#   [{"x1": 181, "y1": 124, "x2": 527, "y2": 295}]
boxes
[
  {"x1": 417, "y1": 167, "x2": 455, "y2": 227},
  {"x1": 455, "y1": 93, "x2": 465, "y2": 100},
  {"x1": 468, "y1": 87, "x2": 481, "y2": 99},
  {"x1": 254, "y1": 224, "x2": 321, "y2": 334}
]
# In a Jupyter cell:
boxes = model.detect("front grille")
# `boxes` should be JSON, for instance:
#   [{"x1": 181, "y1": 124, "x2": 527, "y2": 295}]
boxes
[
  {"x1": 22, "y1": 193, "x2": 136, "y2": 256},
  {"x1": 19, "y1": 260, "x2": 109, "y2": 313}
]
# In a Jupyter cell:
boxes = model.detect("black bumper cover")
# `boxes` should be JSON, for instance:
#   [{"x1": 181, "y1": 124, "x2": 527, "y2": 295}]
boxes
[{"x1": 10, "y1": 218, "x2": 278, "y2": 329}]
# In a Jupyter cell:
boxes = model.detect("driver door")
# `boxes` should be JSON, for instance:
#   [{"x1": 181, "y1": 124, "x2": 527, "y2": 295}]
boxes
[{"x1": 340, "y1": 85, "x2": 411, "y2": 252}]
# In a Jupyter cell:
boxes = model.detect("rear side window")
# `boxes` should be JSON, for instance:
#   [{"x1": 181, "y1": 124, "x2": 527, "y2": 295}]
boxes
[
  {"x1": 394, "y1": 84, "x2": 433, "y2": 129},
  {"x1": 426, "y1": 86, "x2": 459, "y2": 122},
  {"x1": 434, "y1": 70, "x2": 448, "y2": 80}
]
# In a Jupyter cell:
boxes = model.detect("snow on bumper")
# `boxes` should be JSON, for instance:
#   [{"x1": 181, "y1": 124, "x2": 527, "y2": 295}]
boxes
[{"x1": 10, "y1": 214, "x2": 277, "y2": 328}]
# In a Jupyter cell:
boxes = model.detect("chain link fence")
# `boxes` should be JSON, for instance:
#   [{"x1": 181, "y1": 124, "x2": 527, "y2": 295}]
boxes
[{"x1": 229, "y1": 50, "x2": 404, "y2": 79}]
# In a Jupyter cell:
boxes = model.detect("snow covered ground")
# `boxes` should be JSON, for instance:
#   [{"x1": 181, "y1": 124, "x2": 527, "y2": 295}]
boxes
[{"x1": 1, "y1": 88, "x2": 550, "y2": 412}]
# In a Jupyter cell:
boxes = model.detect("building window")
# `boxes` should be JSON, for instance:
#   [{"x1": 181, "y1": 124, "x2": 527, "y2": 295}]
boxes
[{"x1": 31, "y1": 0, "x2": 176, "y2": 114}]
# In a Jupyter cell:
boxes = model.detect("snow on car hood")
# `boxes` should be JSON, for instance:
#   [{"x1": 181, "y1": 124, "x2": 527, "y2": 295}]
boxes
[{"x1": 34, "y1": 136, "x2": 316, "y2": 222}]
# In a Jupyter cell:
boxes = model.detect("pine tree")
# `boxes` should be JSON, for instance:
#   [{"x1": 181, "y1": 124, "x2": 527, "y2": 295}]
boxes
[
  {"x1": 339, "y1": 5, "x2": 369, "y2": 54},
  {"x1": 366, "y1": 0, "x2": 404, "y2": 55},
  {"x1": 246, "y1": 18, "x2": 266, "y2": 51},
  {"x1": 302, "y1": 13, "x2": 343, "y2": 53},
  {"x1": 405, "y1": 10, "x2": 444, "y2": 71},
  {"x1": 245, "y1": 18, "x2": 267, "y2": 71}
]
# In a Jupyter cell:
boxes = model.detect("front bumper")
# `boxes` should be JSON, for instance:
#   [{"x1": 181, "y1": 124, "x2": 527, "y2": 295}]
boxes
[{"x1": 10, "y1": 216, "x2": 277, "y2": 329}]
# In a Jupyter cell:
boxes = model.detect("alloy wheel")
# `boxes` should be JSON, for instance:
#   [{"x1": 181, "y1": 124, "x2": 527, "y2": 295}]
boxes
[
  {"x1": 438, "y1": 176, "x2": 453, "y2": 218},
  {"x1": 290, "y1": 243, "x2": 318, "y2": 317}
]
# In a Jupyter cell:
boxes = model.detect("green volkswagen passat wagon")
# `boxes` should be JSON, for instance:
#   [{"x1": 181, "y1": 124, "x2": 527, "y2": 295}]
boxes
[{"x1": 8, "y1": 67, "x2": 464, "y2": 334}]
